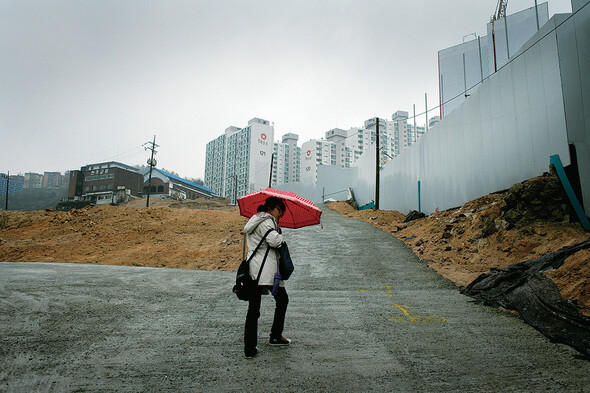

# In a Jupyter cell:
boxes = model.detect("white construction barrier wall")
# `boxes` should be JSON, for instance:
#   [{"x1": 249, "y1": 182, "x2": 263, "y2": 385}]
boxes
[{"x1": 279, "y1": 5, "x2": 589, "y2": 217}]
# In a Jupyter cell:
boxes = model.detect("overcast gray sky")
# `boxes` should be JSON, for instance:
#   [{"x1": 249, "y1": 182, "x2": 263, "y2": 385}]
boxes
[{"x1": 0, "y1": 0, "x2": 572, "y2": 179}]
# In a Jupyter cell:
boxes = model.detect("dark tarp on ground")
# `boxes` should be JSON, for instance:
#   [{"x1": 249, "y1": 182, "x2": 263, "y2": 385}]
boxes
[{"x1": 461, "y1": 239, "x2": 590, "y2": 357}]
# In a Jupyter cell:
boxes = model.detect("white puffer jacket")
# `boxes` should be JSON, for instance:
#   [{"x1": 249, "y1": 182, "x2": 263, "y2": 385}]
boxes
[{"x1": 244, "y1": 212, "x2": 284, "y2": 287}]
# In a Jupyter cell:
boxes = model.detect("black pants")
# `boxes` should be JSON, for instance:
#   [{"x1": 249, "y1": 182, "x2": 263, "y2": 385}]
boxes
[{"x1": 244, "y1": 286, "x2": 289, "y2": 354}]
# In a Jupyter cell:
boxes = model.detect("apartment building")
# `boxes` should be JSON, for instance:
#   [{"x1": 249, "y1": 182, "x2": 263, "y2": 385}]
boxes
[
  {"x1": 0, "y1": 174, "x2": 24, "y2": 195},
  {"x1": 301, "y1": 139, "x2": 337, "y2": 183},
  {"x1": 24, "y1": 173, "x2": 43, "y2": 189},
  {"x1": 204, "y1": 118, "x2": 275, "y2": 202},
  {"x1": 325, "y1": 128, "x2": 353, "y2": 168},
  {"x1": 272, "y1": 133, "x2": 301, "y2": 186},
  {"x1": 42, "y1": 172, "x2": 66, "y2": 188}
]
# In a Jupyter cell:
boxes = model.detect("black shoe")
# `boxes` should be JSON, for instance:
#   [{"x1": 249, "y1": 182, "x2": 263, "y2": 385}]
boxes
[
  {"x1": 269, "y1": 336, "x2": 291, "y2": 346},
  {"x1": 244, "y1": 347, "x2": 259, "y2": 359}
]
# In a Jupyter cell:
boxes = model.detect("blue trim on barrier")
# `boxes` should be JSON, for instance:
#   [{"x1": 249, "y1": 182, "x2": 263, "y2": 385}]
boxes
[
  {"x1": 550, "y1": 155, "x2": 590, "y2": 231},
  {"x1": 359, "y1": 201, "x2": 375, "y2": 210}
]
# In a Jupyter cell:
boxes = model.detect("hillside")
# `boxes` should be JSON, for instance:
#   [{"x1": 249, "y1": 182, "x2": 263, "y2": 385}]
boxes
[{"x1": 1, "y1": 187, "x2": 68, "y2": 211}]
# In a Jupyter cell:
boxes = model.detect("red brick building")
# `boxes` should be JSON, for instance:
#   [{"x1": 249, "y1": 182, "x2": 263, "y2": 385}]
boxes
[{"x1": 67, "y1": 162, "x2": 144, "y2": 204}]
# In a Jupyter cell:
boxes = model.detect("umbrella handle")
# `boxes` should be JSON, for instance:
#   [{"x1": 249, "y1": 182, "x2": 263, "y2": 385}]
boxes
[{"x1": 242, "y1": 233, "x2": 247, "y2": 261}]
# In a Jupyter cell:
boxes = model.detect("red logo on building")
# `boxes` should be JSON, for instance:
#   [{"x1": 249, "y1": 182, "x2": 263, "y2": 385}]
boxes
[
  {"x1": 261, "y1": 133, "x2": 267, "y2": 140},
  {"x1": 307, "y1": 150, "x2": 311, "y2": 156}
]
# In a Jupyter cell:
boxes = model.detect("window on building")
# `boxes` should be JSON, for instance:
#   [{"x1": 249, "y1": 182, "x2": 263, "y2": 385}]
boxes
[{"x1": 157, "y1": 185, "x2": 164, "y2": 193}]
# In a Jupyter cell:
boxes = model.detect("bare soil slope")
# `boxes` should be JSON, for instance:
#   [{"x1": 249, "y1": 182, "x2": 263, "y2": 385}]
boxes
[
  {"x1": 0, "y1": 199, "x2": 247, "y2": 271},
  {"x1": 327, "y1": 171, "x2": 590, "y2": 315}
]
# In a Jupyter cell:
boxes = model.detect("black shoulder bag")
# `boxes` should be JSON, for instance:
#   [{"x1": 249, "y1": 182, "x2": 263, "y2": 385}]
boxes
[
  {"x1": 233, "y1": 228, "x2": 273, "y2": 301},
  {"x1": 276, "y1": 242, "x2": 294, "y2": 280}
]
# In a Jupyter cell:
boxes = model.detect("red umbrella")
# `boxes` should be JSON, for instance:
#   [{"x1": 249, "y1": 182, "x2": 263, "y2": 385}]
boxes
[{"x1": 237, "y1": 188, "x2": 322, "y2": 229}]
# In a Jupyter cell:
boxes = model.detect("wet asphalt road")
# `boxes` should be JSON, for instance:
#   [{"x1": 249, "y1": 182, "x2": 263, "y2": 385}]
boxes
[{"x1": 1, "y1": 206, "x2": 589, "y2": 392}]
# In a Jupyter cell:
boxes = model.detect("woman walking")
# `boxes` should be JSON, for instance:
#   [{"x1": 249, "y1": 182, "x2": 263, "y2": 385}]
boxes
[{"x1": 243, "y1": 196, "x2": 291, "y2": 359}]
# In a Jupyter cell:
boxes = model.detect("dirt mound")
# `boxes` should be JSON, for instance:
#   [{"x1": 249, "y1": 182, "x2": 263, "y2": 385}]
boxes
[
  {"x1": 122, "y1": 196, "x2": 230, "y2": 209},
  {"x1": 0, "y1": 205, "x2": 247, "y2": 271},
  {"x1": 328, "y1": 170, "x2": 590, "y2": 316}
]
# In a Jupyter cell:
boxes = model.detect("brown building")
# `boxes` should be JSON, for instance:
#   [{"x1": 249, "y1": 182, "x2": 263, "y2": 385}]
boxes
[{"x1": 67, "y1": 161, "x2": 144, "y2": 204}]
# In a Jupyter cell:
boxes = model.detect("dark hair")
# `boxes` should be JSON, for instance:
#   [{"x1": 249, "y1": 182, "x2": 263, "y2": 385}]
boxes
[{"x1": 257, "y1": 196, "x2": 286, "y2": 213}]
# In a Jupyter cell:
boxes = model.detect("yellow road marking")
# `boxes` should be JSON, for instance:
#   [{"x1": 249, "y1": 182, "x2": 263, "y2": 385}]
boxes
[{"x1": 358, "y1": 287, "x2": 446, "y2": 324}]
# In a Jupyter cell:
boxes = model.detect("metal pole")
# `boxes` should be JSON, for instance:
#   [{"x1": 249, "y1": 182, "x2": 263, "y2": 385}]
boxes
[
  {"x1": 440, "y1": 76, "x2": 444, "y2": 118},
  {"x1": 418, "y1": 180, "x2": 421, "y2": 213},
  {"x1": 234, "y1": 174, "x2": 238, "y2": 204},
  {"x1": 268, "y1": 153, "x2": 274, "y2": 188},
  {"x1": 492, "y1": 20, "x2": 498, "y2": 72},
  {"x1": 4, "y1": 171, "x2": 9, "y2": 211},
  {"x1": 478, "y1": 36, "x2": 484, "y2": 82},
  {"x1": 146, "y1": 135, "x2": 156, "y2": 208},
  {"x1": 375, "y1": 118, "x2": 380, "y2": 210},
  {"x1": 534, "y1": 0, "x2": 540, "y2": 30},
  {"x1": 504, "y1": 15, "x2": 510, "y2": 60},
  {"x1": 437, "y1": 51, "x2": 442, "y2": 119},
  {"x1": 425, "y1": 93, "x2": 429, "y2": 133},
  {"x1": 413, "y1": 104, "x2": 417, "y2": 143},
  {"x1": 463, "y1": 53, "x2": 467, "y2": 98}
]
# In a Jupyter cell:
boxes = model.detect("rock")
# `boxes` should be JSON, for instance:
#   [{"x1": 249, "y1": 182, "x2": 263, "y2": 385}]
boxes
[
  {"x1": 442, "y1": 232, "x2": 452, "y2": 239},
  {"x1": 509, "y1": 182, "x2": 525, "y2": 195},
  {"x1": 481, "y1": 217, "x2": 497, "y2": 237},
  {"x1": 403, "y1": 210, "x2": 426, "y2": 223},
  {"x1": 500, "y1": 220, "x2": 511, "y2": 230},
  {"x1": 415, "y1": 239, "x2": 424, "y2": 247}
]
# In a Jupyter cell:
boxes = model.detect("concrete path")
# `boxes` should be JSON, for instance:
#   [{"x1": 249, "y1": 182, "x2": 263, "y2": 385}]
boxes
[{"x1": 1, "y1": 207, "x2": 588, "y2": 392}]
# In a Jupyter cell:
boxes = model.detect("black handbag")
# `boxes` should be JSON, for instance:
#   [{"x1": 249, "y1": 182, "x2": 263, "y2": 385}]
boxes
[
  {"x1": 233, "y1": 229, "x2": 273, "y2": 301},
  {"x1": 277, "y1": 242, "x2": 294, "y2": 280}
]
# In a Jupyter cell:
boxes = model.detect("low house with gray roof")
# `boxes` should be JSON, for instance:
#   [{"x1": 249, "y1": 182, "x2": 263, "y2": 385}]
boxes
[{"x1": 143, "y1": 169, "x2": 215, "y2": 200}]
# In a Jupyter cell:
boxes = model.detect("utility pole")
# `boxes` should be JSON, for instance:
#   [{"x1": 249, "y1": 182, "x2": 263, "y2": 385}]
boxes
[
  {"x1": 2, "y1": 171, "x2": 9, "y2": 210},
  {"x1": 144, "y1": 135, "x2": 159, "y2": 208},
  {"x1": 268, "y1": 153, "x2": 274, "y2": 188},
  {"x1": 534, "y1": 0, "x2": 540, "y2": 30},
  {"x1": 413, "y1": 104, "x2": 417, "y2": 143},
  {"x1": 463, "y1": 54, "x2": 468, "y2": 97},
  {"x1": 234, "y1": 174, "x2": 238, "y2": 205},
  {"x1": 425, "y1": 93, "x2": 429, "y2": 133},
  {"x1": 375, "y1": 118, "x2": 380, "y2": 210}
]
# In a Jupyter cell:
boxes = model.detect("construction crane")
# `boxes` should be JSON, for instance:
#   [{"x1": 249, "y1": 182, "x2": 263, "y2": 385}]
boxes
[
  {"x1": 490, "y1": 0, "x2": 508, "y2": 72},
  {"x1": 492, "y1": 0, "x2": 508, "y2": 21}
]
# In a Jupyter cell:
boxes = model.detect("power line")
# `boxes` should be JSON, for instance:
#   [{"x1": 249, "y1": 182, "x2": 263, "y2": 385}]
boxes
[{"x1": 15, "y1": 139, "x2": 147, "y2": 174}]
